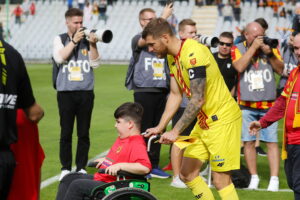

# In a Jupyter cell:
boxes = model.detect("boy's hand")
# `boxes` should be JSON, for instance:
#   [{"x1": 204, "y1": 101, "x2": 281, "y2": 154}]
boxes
[
  {"x1": 248, "y1": 121, "x2": 262, "y2": 136},
  {"x1": 94, "y1": 157, "x2": 105, "y2": 168},
  {"x1": 105, "y1": 163, "x2": 122, "y2": 176}
]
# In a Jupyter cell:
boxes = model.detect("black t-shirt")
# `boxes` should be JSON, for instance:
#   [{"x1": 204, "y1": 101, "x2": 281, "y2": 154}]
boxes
[
  {"x1": 0, "y1": 39, "x2": 35, "y2": 146},
  {"x1": 213, "y1": 52, "x2": 238, "y2": 91}
]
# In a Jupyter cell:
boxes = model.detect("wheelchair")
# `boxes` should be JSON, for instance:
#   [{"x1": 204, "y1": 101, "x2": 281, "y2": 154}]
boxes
[
  {"x1": 86, "y1": 166, "x2": 157, "y2": 200},
  {"x1": 86, "y1": 135, "x2": 160, "y2": 200}
]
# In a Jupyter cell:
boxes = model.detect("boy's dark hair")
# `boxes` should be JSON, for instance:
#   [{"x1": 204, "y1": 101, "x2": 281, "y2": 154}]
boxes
[
  {"x1": 114, "y1": 102, "x2": 144, "y2": 129},
  {"x1": 254, "y1": 18, "x2": 268, "y2": 30},
  {"x1": 65, "y1": 8, "x2": 83, "y2": 19},
  {"x1": 142, "y1": 18, "x2": 174, "y2": 39},
  {"x1": 219, "y1": 32, "x2": 234, "y2": 41}
]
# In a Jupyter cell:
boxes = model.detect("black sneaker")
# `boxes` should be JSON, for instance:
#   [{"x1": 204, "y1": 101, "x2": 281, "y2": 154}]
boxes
[
  {"x1": 256, "y1": 146, "x2": 267, "y2": 157},
  {"x1": 241, "y1": 147, "x2": 244, "y2": 156}
]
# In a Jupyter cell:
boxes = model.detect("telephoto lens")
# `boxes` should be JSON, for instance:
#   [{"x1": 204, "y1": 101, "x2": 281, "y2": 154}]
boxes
[
  {"x1": 83, "y1": 28, "x2": 113, "y2": 43},
  {"x1": 197, "y1": 34, "x2": 219, "y2": 48}
]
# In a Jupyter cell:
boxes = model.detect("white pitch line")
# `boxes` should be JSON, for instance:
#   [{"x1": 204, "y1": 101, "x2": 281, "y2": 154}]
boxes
[
  {"x1": 40, "y1": 150, "x2": 109, "y2": 189},
  {"x1": 238, "y1": 188, "x2": 292, "y2": 192},
  {"x1": 208, "y1": 185, "x2": 292, "y2": 192}
]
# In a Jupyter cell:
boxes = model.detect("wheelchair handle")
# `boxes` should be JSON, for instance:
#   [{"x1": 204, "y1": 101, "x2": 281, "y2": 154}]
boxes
[
  {"x1": 147, "y1": 135, "x2": 161, "y2": 152},
  {"x1": 98, "y1": 168, "x2": 146, "y2": 180}
]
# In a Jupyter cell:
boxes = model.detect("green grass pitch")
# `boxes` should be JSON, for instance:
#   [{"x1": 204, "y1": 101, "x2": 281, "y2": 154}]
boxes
[{"x1": 25, "y1": 64, "x2": 293, "y2": 200}]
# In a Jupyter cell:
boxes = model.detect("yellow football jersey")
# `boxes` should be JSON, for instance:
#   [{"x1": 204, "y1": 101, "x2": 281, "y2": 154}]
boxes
[{"x1": 167, "y1": 39, "x2": 241, "y2": 129}]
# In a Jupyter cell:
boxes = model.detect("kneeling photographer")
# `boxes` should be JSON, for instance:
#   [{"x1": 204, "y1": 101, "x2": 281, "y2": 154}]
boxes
[
  {"x1": 232, "y1": 21, "x2": 283, "y2": 191},
  {"x1": 52, "y1": 8, "x2": 108, "y2": 181}
]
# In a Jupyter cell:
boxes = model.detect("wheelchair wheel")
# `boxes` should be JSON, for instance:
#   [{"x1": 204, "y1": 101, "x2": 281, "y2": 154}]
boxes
[{"x1": 102, "y1": 187, "x2": 157, "y2": 200}]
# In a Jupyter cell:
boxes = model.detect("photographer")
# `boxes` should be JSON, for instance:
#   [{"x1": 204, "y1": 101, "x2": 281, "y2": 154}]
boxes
[
  {"x1": 232, "y1": 21, "x2": 283, "y2": 191},
  {"x1": 52, "y1": 8, "x2": 101, "y2": 181},
  {"x1": 124, "y1": 4, "x2": 173, "y2": 179},
  {"x1": 277, "y1": 32, "x2": 298, "y2": 96}
]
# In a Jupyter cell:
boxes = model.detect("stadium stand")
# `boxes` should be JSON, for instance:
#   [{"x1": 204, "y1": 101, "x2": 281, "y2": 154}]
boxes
[
  {"x1": 2, "y1": 0, "x2": 294, "y2": 62},
  {"x1": 4, "y1": 0, "x2": 193, "y2": 62},
  {"x1": 214, "y1": 1, "x2": 293, "y2": 39}
]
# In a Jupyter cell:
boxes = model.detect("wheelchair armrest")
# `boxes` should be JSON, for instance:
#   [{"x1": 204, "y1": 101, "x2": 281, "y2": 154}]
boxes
[
  {"x1": 87, "y1": 161, "x2": 98, "y2": 168},
  {"x1": 98, "y1": 168, "x2": 147, "y2": 180}
]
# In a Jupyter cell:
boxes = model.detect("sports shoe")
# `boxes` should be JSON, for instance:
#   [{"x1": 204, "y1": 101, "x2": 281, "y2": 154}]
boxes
[
  {"x1": 248, "y1": 175, "x2": 260, "y2": 190},
  {"x1": 150, "y1": 168, "x2": 171, "y2": 179},
  {"x1": 267, "y1": 176, "x2": 279, "y2": 192},
  {"x1": 162, "y1": 162, "x2": 173, "y2": 171},
  {"x1": 256, "y1": 146, "x2": 267, "y2": 157},
  {"x1": 170, "y1": 176, "x2": 187, "y2": 188},
  {"x1": 145, "y1": 174, "x2": 152, "y2": 179},
  {"x1": 77, "y1": 169, "x2": 87, "y2": 174},
  {"x1": 59, "y1": 170, "x2": 71, "y2": 181}
]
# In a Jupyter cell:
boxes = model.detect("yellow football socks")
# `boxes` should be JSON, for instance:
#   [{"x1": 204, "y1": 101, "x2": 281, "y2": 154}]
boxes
[
  {"x1": 185, "y1": 176, "x2": 215, "y2": 200},
  {"x1": 218, "y1": 183, "x2": 239, "y2": 200}
]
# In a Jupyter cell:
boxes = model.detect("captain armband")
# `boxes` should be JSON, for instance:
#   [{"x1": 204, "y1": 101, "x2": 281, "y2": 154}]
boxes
[{"x1": 188, "y1": 66, "x2": 206, "y2": 80}]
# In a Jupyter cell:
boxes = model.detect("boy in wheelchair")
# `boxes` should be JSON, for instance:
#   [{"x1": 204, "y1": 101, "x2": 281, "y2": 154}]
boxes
[{"x1": 56, "y1": 102, "x2": 152, "y2": 200}]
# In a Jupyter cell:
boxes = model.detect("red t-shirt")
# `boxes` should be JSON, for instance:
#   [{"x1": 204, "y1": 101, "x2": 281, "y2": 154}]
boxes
[
  {"x1": 286, "y1": 72, "x2": 300, "y2": 144},
  {"x1": 93, "y1": 135, "x2": 151, "y2": 183}
]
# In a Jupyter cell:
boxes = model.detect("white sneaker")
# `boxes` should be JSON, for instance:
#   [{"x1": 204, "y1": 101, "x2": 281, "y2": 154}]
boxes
[
  {"x1": 248, "y1": 175, "x2": 260, "y2": 190},
  {"x1": 77, "y1": 169, "x2": 87, "y2": 174},
  {"x1": 59, "y1": 170, "x2": 71, "y2": 181},
  {"x1": 267, "y1": 176, "x2": 279, "y2": 192},
  {"x1": 170, "y1": 176, "x2": 187, "y2": 188}
]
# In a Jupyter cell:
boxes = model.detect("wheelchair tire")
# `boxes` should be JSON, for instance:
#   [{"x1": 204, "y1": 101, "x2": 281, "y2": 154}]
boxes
[{"x1": 102, "y1": 187, "x2": 157, "y2": 200}]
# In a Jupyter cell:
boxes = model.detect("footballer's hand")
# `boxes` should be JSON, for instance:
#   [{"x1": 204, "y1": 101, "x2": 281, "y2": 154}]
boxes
[
  {"x1": 249, "y1": 121, "x2": 262, "y2": 136},
  {"x1": 73, "y1": 28, "x2": 85, "y2": 44},
  {"x1": 144, "y1": 126, "x2": 163, "y2": 138},
  {"x1": 94, "y1": 157, "x2": 105, "y2": 168},
  {"x1": 105, "y1": 164, "x2": 122, "y2": 176},
  {"x1": 159, "y1": 129, "x2": 179, "y2": 144},
  {"x1": 88, "y1": 32, "x2": 98, "y2": 44}
]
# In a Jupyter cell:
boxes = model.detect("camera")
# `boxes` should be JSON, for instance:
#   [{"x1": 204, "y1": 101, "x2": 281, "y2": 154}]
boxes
[
  {"x1": 263, "y1": 37, "x2": 278, "y2": 48},
  {"x1": 197, "y1": 34, "x2": 219, "y2": 48},
  {"x1": 83, "y1": 28, "x2": 113, "y2": 43}
]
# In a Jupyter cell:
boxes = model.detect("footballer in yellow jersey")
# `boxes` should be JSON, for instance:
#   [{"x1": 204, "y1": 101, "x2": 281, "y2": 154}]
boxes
[
  {"x1": 142, "y1": 18, "x2": 241, "y2": 200},
  {"x1": 167, "y1": 39, "x2": 241, "y2": 129}
]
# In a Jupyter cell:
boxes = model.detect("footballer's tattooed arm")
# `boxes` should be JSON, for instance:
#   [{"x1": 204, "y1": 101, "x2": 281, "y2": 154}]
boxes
[{"x1": 173, "y1": 77, "x2": 206, "y2": 133}]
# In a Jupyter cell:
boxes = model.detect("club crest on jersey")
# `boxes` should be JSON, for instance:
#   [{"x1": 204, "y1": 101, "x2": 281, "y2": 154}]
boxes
[
  {"x1": 116, "y1": 146, "x2": 122, "y2": 154},
  {"x1": 81, "y1": 49, "x2": 88, "y2": 56},
  {"x1": 190, "y1": 58, "x2": 196, "y2": 65}
]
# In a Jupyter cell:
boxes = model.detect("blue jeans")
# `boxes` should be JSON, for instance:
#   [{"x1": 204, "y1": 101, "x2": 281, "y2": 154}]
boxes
[{"x1": 241, "y1": 109, "x2": 278, "y2": 142}]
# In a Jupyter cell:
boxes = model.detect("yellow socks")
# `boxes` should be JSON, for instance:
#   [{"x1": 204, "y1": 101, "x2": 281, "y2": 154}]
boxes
[
  {"x1": 185, "y1": 176, "x2": 215, "y2": 200},
  {"x1": 218, "y1": 183, "x2": 239, "y2": 200}
]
